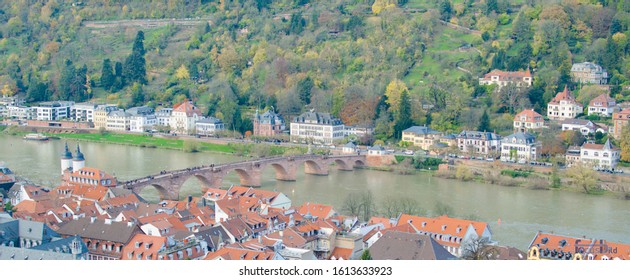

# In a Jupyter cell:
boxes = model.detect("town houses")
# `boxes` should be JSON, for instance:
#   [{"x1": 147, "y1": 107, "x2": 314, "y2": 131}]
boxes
[
  {"x1": 456, "y1": 130, "x2": 501, "y2": 156},
  {"x1": 571, "y1": 62, "x2": 608, "y2": 85},
  {"x1": 478, "y1": 69, "x2": 533, "y2": 89},
  {"x1": 588, "y1": 94, "x2": 616, "y2": 117},
  {"x1": 402, "y1": 125, "x2": 443, "y2": 150},
  {"x1": 500, "y1": 132, "x2": 541, "y2": 163},
  {"x1": 547, "y1": 86, "x2": 583, "y2": 120},
  {"x1": 290, "y1": 111, "x2": 345, "y2": 145},
  {"x1": 253, "y1": 109, "x2": 286, "y2": 137},
  {"x1": 612, "y1": 108, "x2": 630, "y2": 139},
  {"x1": 513, "y1": 109, "x2": 544, "y2": 132}
]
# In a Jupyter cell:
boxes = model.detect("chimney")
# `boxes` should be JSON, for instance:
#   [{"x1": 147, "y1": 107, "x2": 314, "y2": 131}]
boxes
[
  {"x1": 90, "y1": 216, "x2": 96, "y2": 223},
  {"x1": 279, "y1": 230, "x2": 283, "y2": 237},
  {"x1": 127, "y1": 222, "x2": 134, "y2": 227}
]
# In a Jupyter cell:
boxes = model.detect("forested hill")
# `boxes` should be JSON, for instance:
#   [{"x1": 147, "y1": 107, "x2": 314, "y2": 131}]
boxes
[{"x1": 1, "y1": 0, "x2": 630, "y2": 139}]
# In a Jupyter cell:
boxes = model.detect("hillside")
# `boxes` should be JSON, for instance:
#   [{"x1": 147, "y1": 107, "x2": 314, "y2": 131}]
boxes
[{"x1": 1, "y1": 0, "x2": 630, "y2": 141}]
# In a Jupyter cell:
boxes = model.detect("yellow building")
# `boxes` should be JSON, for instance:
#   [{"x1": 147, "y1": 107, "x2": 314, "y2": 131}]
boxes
[{"x1": 402, "y1": 125, "x2": 443, "y2": 151}]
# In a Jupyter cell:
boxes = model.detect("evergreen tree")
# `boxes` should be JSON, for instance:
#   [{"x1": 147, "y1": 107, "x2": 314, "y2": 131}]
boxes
[
  {"x1": 439, "y1": 0, "x2": 452, "y2": 22},
  {"x1": 288, "y1": 12, "x2": 306, "y2": 35},
  {"x1": 512, "y1": 12, "x2": 531, "y2": 42},
  {"x1": 394, "y1": 91, "x2": 413, "y2": 139},
  {"x1": 100, "y1": 59, "x2": 115, "y2": 90},
  {"x1": 297, "y1": 76, "x2": 314, "y2": 105},
  {"x1": 123, "y1": 31, "x2": 147, "y2": 85},
  {"x1": 485, "y1": 0, "x2": 498, "y2": 15},
  {"x1": 360, "y1": 249, "x2": 373, "y2": 260},
  {"x1": 130, "y1": 82, "x2": 145, "y2": 107},
  {"x1": 112, "y1": 61, "x2": 124, "y2": 92},
  {"x1": 477, "y1": 110, "x2": 491, "y2": 132},
  {"x1": 26, "y1": 79, "x2": 49, "y2": 102}
]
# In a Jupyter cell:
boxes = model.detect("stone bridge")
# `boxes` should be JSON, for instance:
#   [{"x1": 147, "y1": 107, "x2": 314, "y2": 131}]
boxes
[{"x1": 121, "y1": 155, "x2": 367, "y2": 200}]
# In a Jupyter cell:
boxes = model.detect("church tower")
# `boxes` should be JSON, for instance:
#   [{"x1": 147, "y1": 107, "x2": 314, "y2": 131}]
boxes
[
  {"x1": 72, "y1": 144, "x2": 86, "y2": 172},
  {"x1": 61, "y1": 143, "x2": 73, "y2": 175}
]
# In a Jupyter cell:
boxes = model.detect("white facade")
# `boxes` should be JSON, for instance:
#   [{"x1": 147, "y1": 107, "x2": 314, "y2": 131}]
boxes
[
  {"x1": 500, "y1": 132, "x2": 541, "y2": 163},
  {"x1": 195, "y1": 117, "x2": 225, "y2": 136},
  {"x1": 571, "y1": 62, "x2": 608, "y2": 85},
  {"x1": 171, "y1": 101, "x2": 202, "y2": 135},
  {"x1": 33, "y1": 101, "x2": 74, "y2": 121},
  {"x1": 456, "y1": 131, "x2": 501, "y2": 155},
  {"x1": 130, "y1": 115, "x2": 157, "y2": 132},
  {"x1": 156, "y1": 108, "x2": 173, "y2": 128},
  {"x1": 547, "y1": 87, "x2": 583, "y2": 120},
  {"x1": 290, "y1": 112, "x2": 345, "y2": 145},
  {"x1": 561, "y1": 120, "x2": 605, "y2": 136},
  {"x1": 580, "y1": 140, "x2": 620, "y2": 170},
  {"x1": 7, "y1": 105, "x2": 35, "y2": 120},
  {"x1": 106, "y1": 110, "x2": 131, "y2": 131},
  {"x1": 588, "y1": 94, "x2": 616, "y2": 117},
  {"x1": 71, "y1": 103, "x2": 98, "y2": 122}
]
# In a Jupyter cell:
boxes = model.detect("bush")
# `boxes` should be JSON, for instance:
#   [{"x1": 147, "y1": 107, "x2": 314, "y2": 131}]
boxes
[
  {"x1": 413, "y1": 157, "x2": 443, "y2": 169},
  {"x1": 182, "y1": 140, "x2": 200, "y2": 153},
  {"x1": 500, "y1": 169, "x2": 531, "y2": 178},
  {"x1": 455, "y1": 165, "x2": 473, "y2": 181}
]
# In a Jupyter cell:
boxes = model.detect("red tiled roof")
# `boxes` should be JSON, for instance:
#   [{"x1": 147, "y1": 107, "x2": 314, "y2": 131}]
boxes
[
  {"x1": 589, "y1": 93, "x2": 615, "y2": 107},
  {"x1": 173, "y1": 100, "x2": 202, "y2": 117},
  {"x1": 398, "y1": 214, "x2": 489, "y2": 241},
  {"x1": 514, "y1": 109, "x2": 543, "y2": 122},
  {"x1": 483, "y1": 69, "x2": 532, "y2": 79},
  {"x1": 297, "y1": 202, "x2": 335, "y2": 220},
  {"x1": 549, "y1": 86, "x2": 578, "y2": 105},
  {"x1": 204, "y1": 247, "x2": 275, "y2": 260},
  {"x1": 330, "y1": 247, "x2": 353, "y2": 260},
  {"x1": 368, "y1": 216, "x2": 396, "y2": 229}
]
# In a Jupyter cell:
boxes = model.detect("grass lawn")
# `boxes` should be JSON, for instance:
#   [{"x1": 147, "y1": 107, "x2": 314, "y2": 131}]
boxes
[{"x1": 48, "y1": 132, "x2": 236, "y2": 154}]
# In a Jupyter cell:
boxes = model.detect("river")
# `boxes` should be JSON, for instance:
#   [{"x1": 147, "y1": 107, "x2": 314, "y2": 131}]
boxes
[{"x1": 1, "y1": 134, "x2": 629, "y2": 250}]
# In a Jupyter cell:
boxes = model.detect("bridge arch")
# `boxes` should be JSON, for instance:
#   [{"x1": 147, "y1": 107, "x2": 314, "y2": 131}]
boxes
[
  {"x1": 134, "y1": 183, "x2": 173, "y2": 202},
  {"x1": 354, "y1": 159, "x2": 366, "y2": 167},
  {"x1": 303, "y1": 159, "x2": 328, "y2": 175},
  {"x1": 224, "y1": 167, "x2": 260, "y2": 187},
  {"x1": 267, "y1": 162, "x2": 294, "y2": 181},
  {"x1": 179, "y1": 174, "x2": 214, "y2": 198},
  {"x1": 333, "y1": 159, "x2": 352, "y2": 171}
]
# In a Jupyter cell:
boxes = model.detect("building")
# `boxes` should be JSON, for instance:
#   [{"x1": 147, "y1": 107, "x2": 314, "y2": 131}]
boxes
[
  {"x1": 513, "y1": 109, "x2": 544, "y2": 132},
  {"x1": 342, "y1": 142, "x2": 357, "y2": 154},
  {"x1": 527, "y1": 231, "x2": 630, "y2": 260},
  {"x1": 106, "y1": 110, "x2": 132, "y2": 131},
  {"x1": 500, "y1": 132, "x2": 541, "y2": 163},
  {"x1": 56, "y1": 217, "x2": 142, "y2": 260},
  {"x1": 121, "y1": 233, "x2": 207, "y2": 260},
  {"x1": 71, "y1": 103, "x2": 99, "y2": 123},
  {"x1": 561, "y1": 119, "x2": 605, "y2": 136},
  {"x1": 127, "y1": 106, "x2": 156, "y2": 133},
  {"x1": 588, "y1": 93, "x2": 616, "y2": 116},
  {"x1": 155, "y1": 108, "x2": 173, "y2": 128},
  {"x1": 195, "y1": 117, "x2": 224, "y2": 136},
  {"x1": 456, "y1": 130, "x2": 501, "y2": 156},
  {"x1": 93, "y1": 105, "x2": 118, "y2": 129},
  {"x1": 367, "y1": 145, "x2": 387, "y2": 156},
  {"x1": 565, "y1": 146, "x2": 581, "y2": 167},
  {"x1": 612, "y1": 108, "x2": 630, "y2": 138},
  {"x1": 253, "y1": 109, "x2": 286, "y2": 137},
  {"x1": 580, "y1": 139, "x2": 621, "y2": 170},
  {"x1": 6, "y1": 105, "x2": 35, "y2": 120},
  {"x1": 33, "y1": 101, "x2": 74, "y2": 121},
  {"x1": 369, "y1": 231, "x2": 456, "y2": 260},
  {"x1": 0, "y1": 95, "x2": 24, "y2": 118},
  {"x1": 478, "y1": 69, "x2": 532, "y2": 89},
  {"x1": 397, "y1": 214, "x2": 493, "y2": 257},
  {"x1": 547, "y1": 86, "x2": 583, "y2": 120},
  {"x1": 171, "y1": 100, "x2": 202, "y2": 135},
  {"x1": 401, "y1": 125, "x2": 443, "y2": 151},
  {"x1": 571, "y1": 62, "x2": 608, "y2": 85},
  {"x1": 290, "y1": 111, "x2": 345, "y2": 145},
  {"x1": 344, "y1": 125, "x2": 374, "y2": 139}
]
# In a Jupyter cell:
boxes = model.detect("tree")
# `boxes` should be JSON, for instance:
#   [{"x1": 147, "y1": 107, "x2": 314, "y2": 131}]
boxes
[
  {"x1": 129, "y1": 82, "x2": 145, "y2": 107},
  {"x1": 101, "y1": 59, "x2": 115, "y2": 90},
  {"x1": 342, "y1": 194, "x2": 362, "y2": 217},
  {"x1": 620, "y1": 125, "x2": 630, "y2": 162},
  {"x1": 477, "y1": 110, "x2": 490, "y2": 132},
  {"x1": 567, "y1": 163, "x2": 598, "y2": 194},
  {"x1": 297, "y1": 76, "x2": 314, "y2": 105},
  {"x1": 26, "y1": 79, "x2": 49, "y2": 102},
  {"x1": 484, "y1": 0, "x2": 498, "y2": 15},
  {"x1": 360, "y1": 250, "x2": 373, "y2": 260},
  {"x1": 393, "y1": 91, "x2": 413, "y2": 139},
  {"x1": 288, "y1": 12, "x2": 306, "y2": 34},
  {"x1": 374, "y1": 105, "x2": 394, "y2": 140},
  {"x1": 175, "y1": 64, "x2": 190, "y2": 81},
  {"x1": 123, "y1": 31, "x2": 147, "y2": 85},
  {"x1": 385, "y1": 79, "x2": 408, "y2": 114},
  {"x1": 461, "y1": 237, "x2": 498, "y2": 260},
  {"x1": 512, "y1": 12, "x2": 531, "y2": 42},
  {"x1": 439, "y1": 0, "x2": 452, "y2": 21}
]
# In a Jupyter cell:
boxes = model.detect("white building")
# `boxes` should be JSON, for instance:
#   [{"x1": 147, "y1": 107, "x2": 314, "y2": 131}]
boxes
[
  {"x1": 0, "y1": 95, "x2": 25, "y2": 118},
  {"x1": 500, "y1": 132, "x2": 541, "y2": 163},
  {"x1": 513, "y1": 109, "x2": 544, "y2": 132},
  {"x1": 127, "y1": 106, "x2": 156, "y2": 133},
  {"x1": 580, "y1": 139, "x2": 620, "y2": 170},
  {"x1": 71, "y1": 103, "x2": 99, "y2": 122},
  {"x1": 106, "y1": 110, "x2": 132, "y2": 131},
  {"x1": 456, "y1": 130, "x2": 501, "y2": 156},
  {"x1": 6, "y1": 105, "x2": 35, "y2": 120},
  {"x1": 344, "y1": 125, "x2": 374, "y2": 138},
  {"x1": 33, "y1": 101, "x2": 74, "y2": 121},
  {"x1": 171, "y1": 101, "x2": 202, "y2": 135},
  {"x1": 156, "y1": 108, "x2": 173, "y2": 128},
  {"x1": 342, "y1": 142, "x2": 357, "y2": 154},
  {"x1": 290, "y1": 111, "x2": 345, "y2": 145},
  {"x1": 367, "y1": 145, "x2": 386, "y2": 156},
  {"x1": 195, "y1": 117, "x2": 224, "y2": 136},
  {"x1": 547, "y1": 86, "x2": 583, "y2": 121},
  {"x1": 478, "y1": 69, "x2": 532, "y2": 89},
  {"x1": 588, "y1": 93, "x2": 616, "y2": 117},
  {"x1": 571, "y1": 62, "x2": 608, "y2": 85},
  {"x1": 561, "y1": 119, "x2": 606, "y2": 136}
]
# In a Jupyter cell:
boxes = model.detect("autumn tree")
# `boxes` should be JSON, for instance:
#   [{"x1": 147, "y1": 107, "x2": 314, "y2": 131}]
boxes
[
  {"x1": 175, "y1": 64, "x2": 190, "y2": 80},
  {"x1": 567, "y1": 163, "x2": 598, "y2": 194},
  {"x1": 385, "y1": 79, "x2": 408, "y2": 115},
  {"x1": 621, "y1": 125, "x2": 630, "y2": 162}
]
